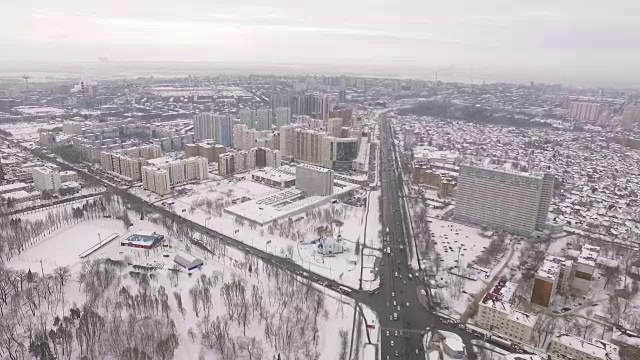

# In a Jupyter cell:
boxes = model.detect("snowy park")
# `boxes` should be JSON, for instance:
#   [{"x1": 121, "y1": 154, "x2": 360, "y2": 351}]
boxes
[{"x1": 0, "y1": 196, "x2": 377, "y2": 360}]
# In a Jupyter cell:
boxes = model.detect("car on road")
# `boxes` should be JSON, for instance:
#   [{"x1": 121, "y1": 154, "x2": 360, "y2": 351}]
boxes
[
  {"x1": 386, "y1": 330, "x2": 389, "y2": 336},
  {"x1": 390, "y1": 341, "x2": 394, "y2": 347},
  {"x1": 392, "y1": 291, "x2": 395, "y2": 297}
]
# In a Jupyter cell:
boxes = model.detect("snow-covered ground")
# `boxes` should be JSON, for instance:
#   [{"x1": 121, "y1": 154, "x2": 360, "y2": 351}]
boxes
[
  {"x1": 0, "y1": 121, "x2": 62, "y2": 140},
  {"x1": 131, "y1": 178, "x2": 382, "y2": 290},
  {"x1": 5, "y1": 213, "x2": 377, "y2": 359}
]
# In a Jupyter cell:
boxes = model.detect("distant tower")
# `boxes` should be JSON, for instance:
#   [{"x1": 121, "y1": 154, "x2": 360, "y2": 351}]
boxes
[{"x1": 22, "y1": 75, "x2": 31, "y2": 90}]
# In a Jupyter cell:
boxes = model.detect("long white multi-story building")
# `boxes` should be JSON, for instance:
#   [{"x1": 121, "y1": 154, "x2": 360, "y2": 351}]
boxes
[
  {"x1": 548, "y1": 334, "x2": 619, "y2": 360},
  {"x1": 295, "y1": 163, "x2": 334, "y2": 196},
  {"x1": 100, "y1": 144, "x2": 162, "y2": 181},
  {"x1": 232, "y1": 124, "x2": 279, "y2": 151},
  {"x1": 32, "y1": 167, "x2": 62, "y2": 192},
  {"x1": 455, "y1": 158, "x2": 554, "y2": 235},
  {"x1": 569, "y1": 102, "x2": 602, "y2": 122},
  {"x1": 218, "y1": 148, "x2": 281, "y2": 176},
  {"x1": 142, "y1": 156, "x2": 208, "y2": 195}
]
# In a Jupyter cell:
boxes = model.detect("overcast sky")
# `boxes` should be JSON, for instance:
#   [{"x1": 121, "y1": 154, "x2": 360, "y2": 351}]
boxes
[{"x1": 3, "y1": 0, "x2": 640, "y2": 85}]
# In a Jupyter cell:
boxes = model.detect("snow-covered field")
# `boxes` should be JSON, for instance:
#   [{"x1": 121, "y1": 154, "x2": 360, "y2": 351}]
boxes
[
  {"x1": 4, "y1": 212, "x2": 376, "y2": 359},
  {"x1": 132, "y1": 179, "x2": 382, "y2": 290},
  {"x1": 0, "y1": 121, "x2": 62, "y2": 140}
]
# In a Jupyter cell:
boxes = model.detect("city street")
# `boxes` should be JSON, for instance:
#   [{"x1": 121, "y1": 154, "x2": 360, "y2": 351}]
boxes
[{"x1": 371, "y1": 113, "x2": 479, "y2": 359}]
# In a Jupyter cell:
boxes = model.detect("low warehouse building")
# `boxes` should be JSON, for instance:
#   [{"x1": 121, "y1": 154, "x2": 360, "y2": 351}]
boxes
[{"x1": 174, "y1": 252, "x2": 204, "y2": 271}]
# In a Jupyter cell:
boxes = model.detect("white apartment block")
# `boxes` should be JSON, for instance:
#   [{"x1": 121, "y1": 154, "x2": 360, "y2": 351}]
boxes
[
  {"x1": 275, "y1": 107, "x2": 291, "y2": 128},
  {"x1": 548, "y1": 334, "x2": 619, "y2": 360},
  {"x1": 569, "y1": 102, "x2": 602, "y2": 122},
  {"x1": 476, "y1": 279, "x2": 537, "y2": 344},
  {"x1": 142, "y1": 156, "x2": 207, "y2": 195},
  {"x1": 256, "y1": 108, "x2": 273, "y2": 131},
  {"x1": 141, "y1": 167, "x2": 171, "y2": 196},
  {"x1": 32, "y1": 167, "x2": 62, "y2": 192},
  {"x1": 218, "y1": 148, "x2": 280, "y2": 176},
  {"x1": 279, "y1": 124, "x2": 306, "y2": 158},
  {"x1": 455, "y1": 159, "x2": 555, "y2": 235},
  {"x1": 295, "y1": 163, "x2": 334, "y2": 196},
  {"x1": 403, "y1": 127, "x2": 414, "y2": 151},
  {"x1": 99, "y1": 144, "x2": 162, "y2": 181},
  {"x1": 232, "y1": 124, "x2": 279, "y2": 151},
  {"x1": 327, "y1": 117, "x2": 343, "y2": 137},
  {"x1": 572, "y1": 245, "x2": 599, "y2": 293},
  {"x1": 59, "y1": 171, "x2": 78, "y2": 183},
  {"x1": 193, "y1": 113, "x2": 233, "y2": 146},
  {"x1": 239, "y1": 108, "x2": 255, "y2": 129}
]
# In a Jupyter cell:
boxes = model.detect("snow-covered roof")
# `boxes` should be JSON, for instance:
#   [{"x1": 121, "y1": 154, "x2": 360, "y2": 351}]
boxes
[
  {"x1": 122, "y1": 232, "x2": 164, "y2": 247},
  {"x1": 577, "y1": 244, "x2": 600, "y2": 267},
  {"x1": 536, "y1": 256, "x2": 573, "y2": 281},
  {"x1": 553, "y1": 334, "x2": 619, "y2": 360},
  {"x1": 0, "y1": 182, "x2": 29, "y2": 193},
  {"x1": 173, "y1": 251, "x2": 203, "y2": 270},
  {"x1": 4, "y1": 190, "x2": 39, "y2": 199}
]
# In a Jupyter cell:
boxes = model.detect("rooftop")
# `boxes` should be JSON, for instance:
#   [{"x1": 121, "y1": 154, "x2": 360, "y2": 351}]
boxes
[
  {"x1": 0, "y1": 182, "x2": 29, "y2": 192},
  {"x1": 297, "y1": 163, "x2": 331, "y2": 173},
  {"x1": 460, "y1": 156, "x2": 547, "y2": 178},
  {"x1": 252, "y1": 166, "x2": 296, "y2": 182},
  {"x1": 577, "y1": 244, "x2": 600, "y2": 267},
  {"x1": 536, "y1": 256, "x2": 573, "y2": 281},
  {"x1": 553, "y1": 334, "x2": 619, "y2": 360}
]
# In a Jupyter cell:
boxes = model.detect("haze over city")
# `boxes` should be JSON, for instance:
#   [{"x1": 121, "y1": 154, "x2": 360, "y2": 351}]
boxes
[{"x1": 3, "y1": 0, "x2": 640, "y2": 86}]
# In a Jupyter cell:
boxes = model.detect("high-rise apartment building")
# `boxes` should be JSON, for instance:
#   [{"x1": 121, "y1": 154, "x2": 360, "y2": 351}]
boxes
[
  {"x1": 338, "y1": 89, "x2": 347, "y2": 103},
  {"x1": 327, "y1": 117, "x2": 343, "y2": 137},
  {"x1": 295, "y1": 129, "x2": 326, "y2": 165},
  {"x1": 321, "y1": 136, "x2": 359, "y2": 170},
  {"x1": 218, "y1": 148, "x2": 281, "y2": 176},
  {"x1": 403, "y1": 127, "x2": 414, "y2": 151},
  {"x1": 568, "y1": 102, "x2": 602, "y2": 122},
  {"x1": 239, "y1": 109, "x2": 255, "y2": 129},
  {"x1": 232, "y1": 124, "x2": 279, "y2": 151},
  {"x1": 193, "y1": 113, "x2": 233, "y2": 146},
  {"x1": 141, "y1": 167, "x2": 171, "y2": 196},
  {"x1": 142, "y1": 156, "x2": 208, "y2": 195},
  {"x1": 32, "y1": 167, "x2": 62, "y2": 192},
  {"x1": 99, "y1": 144, "x2": 162, "y2": 181},
  {"x1": 329, "y1": 108, "x2": 353, "y2": 127},
  {"x1": 295, "y1": 163, "x2": 334, "y2": 196},
  {"x1": 531, "y1": 256, "x2": 574, "y2": 308},
  {"x1": 275, "y1": 107, "x2": 291, "y2": 128},
  {"x1": 256, "y1": 108, "x2": 273, "y2": 131},
  {"x1": 455, "y1": 158, "x2": 554, "y2": 235}
]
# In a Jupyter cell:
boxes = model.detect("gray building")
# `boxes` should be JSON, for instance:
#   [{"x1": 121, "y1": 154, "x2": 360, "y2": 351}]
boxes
[
  {"x1": 295, "y1": 163, "x2": 334, "y2": 196},
  {"x1": 455, "y1": 160, "x2": 554, "y2": 235}
]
